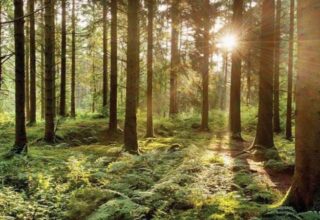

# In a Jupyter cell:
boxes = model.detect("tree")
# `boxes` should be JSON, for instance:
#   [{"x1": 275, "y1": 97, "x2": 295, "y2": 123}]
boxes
[
  {"x1": 44, "y1": 0, "x2": 55, "y2": 142},
  {"x1": 13, "y1": 0, "x2": 28, "y2": 153},
  {"x1": 59, "y1": 0, "x2": 67, "y2": 117},
  {"x1": 29, "y1": 0, "x2": 36, "y2": 124},
  {"x1": 250, "y1": 0, "x2": 276, "y2": 157},
  {"x1": 102, "y1": 0, "x2": 108, "y2": 108},
  {"x1": 169, "y1": 0, "x2": 180, "y2": 117},
  {"x1": 229, "y1": 0, "x2": 244, "y2": 139},
  {"x1": 284, "y1": 0, "x2": 320, "y2": 211},
  {"x1": 0, "y1": 1, "x2": 2, "y2": 89},
  {"x1": 146, "y1": 0, "x2": 154, "y2": 138},
  {"x1": 124, "y1": 0, "x2": 139, "y2": 153},
  {"x1": 109, "y1": 0, "x2": 118, "y2": 131},
  {"x1": 273, "y1": 0, "x2": 281, "y2": 133},
  {"x1": 70, "y1": 0, "x2": 76, "y2": 117},
  {"x1": 285, "y1": 0, "x2": 294, "y2": 140}
]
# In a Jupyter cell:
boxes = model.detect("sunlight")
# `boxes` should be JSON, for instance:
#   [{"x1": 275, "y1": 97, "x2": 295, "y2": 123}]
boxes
[{"x1": 218, "y1": 34, "x2": 238, "y2": 51}]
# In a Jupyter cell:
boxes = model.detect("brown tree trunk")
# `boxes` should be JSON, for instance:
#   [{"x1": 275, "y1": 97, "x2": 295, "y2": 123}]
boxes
[
  {"x1": 70, "y1": 0, "x2": 76, "y2": 117},
  {"x1": 59, "y1": 0, "x2": 67, "y2": 117},
  {"x1": 109, "y1": 0, "x2": 118, "y2": 131},
  {"x1": 251, "y1": 0, "x2": 276, "y2": 154},
  {"x1": 124, "y1": 0, "x2": 139, "y2": 153},
  {"x1": 201, "y1": 0, "x2": 210, "y2": 131},
  {"x1": 40, "y1": 0, "x2": 45, "y2": 119},
  {"x1": 284, "y1": 0, "x2": 320, "y2": 211},
  {"x1": 14, "y1": 0, "x2": 28, "y2": 153},
  {"x1": 102, "y1": 0, "x2": 108, "y2": 108},
  {"x1": 146, "y1": 0, "x2": 154, "y2": 138},
  {"x1": 229, "y1": 0, "x2": 244, "y2": 139},
  {"x1": 29, "y1": 0, "x2": 36, "y2": 124},
  {"x1": 44, "y1": 0, "x2": 55, "y2": 142},
  {"x1": 273, "y1": 0, "x2": 281, "y2": 133},
  {"x1": 25, "y1": 19, "x2": 30, "y2": 122},
  {"x1": 286, "y1": 0, "x2": 294, "y2": 140},
  {"x1": 0, "y1": 2, "x2": 2, "y2": 89},
  {"x1": 169, "y1": 0, "x2": 180, "y2": 117}
]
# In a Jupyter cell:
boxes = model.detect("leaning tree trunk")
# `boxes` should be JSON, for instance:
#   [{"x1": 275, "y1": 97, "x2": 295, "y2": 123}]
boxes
[
  {"x1": 124, "y1": 0, "x2": 139, "y2": 153},
  {"x1": 229, "y1": 0, "x2": 244, "y2": 139},
  {"x1": 102, "y1": 0, "x2": 108, "y2": 108},
  {"x1": 284, "y1": 0, "x2": 320, "y2": 211},
  {"x1": 273, "y1": 0, "x2": 281, "y2": 133},
  {"x1": 44, "y1": 0, "x2": 55, "y2": 143},
  {"x1": 251, "y1": 0, "x2": 276, "y2": 157},
  {"x1": 286, "y1": 0, "x2": 294, "y2": 140},
  {"x1": 29, "y1": 0, "x2": 36, "y2": 124},
  {"x1": 109, "y1": 0, "x2": 118, "y2": 132},
  {"x1": 59, "y1": 0, "x2": 67, "y2": 117},
  {"x1": 70, "y1": 0, "x2": 76, "y2": 117},
  {"x1": 146, "y1": 0, "x2": 154, "y2": 138},
  {"x1": 13, "y1": 0, "x2": 28, "y2": 153},
  {"x1": 169, "y1": 0, "x2": 180, "y2": 117}
]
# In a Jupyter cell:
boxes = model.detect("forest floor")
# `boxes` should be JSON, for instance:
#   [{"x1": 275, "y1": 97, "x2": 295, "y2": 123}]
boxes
[{"x1": 0, "y1": 112, "x2": 298, "y2": 220}]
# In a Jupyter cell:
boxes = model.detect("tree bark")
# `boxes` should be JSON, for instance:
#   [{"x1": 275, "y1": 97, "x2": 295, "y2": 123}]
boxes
[
  {"x1": 59, "y1": 0, "x2": 67, "y2": 117},
  {"x1": 251, "y1": 0, "x2": 275, "y2": 152},
  {"x1": 14, "y1": 0, "x2": 28, "y2": 153},
  {"x1": 201, "y1": 0, "x2": 210, "y2": 131},
  {"x1": 102, "y1": 0, "x2": 108, "y2": 108},
  {"x1": 40, "y1": 0, "x2": 45, "y2": 119},
  {"x1": 25, "y1": 17, "x2": 30, "y2": 122},
  {"x1": 229, "y1": 0, "x2": 244, "y2": 139},
  {"x1": 44, "y1": 0, "x2": 55, "y2": 142},
  {"x1": 70, "y1": 0, "x2": 76, "y2": 117},
  {"x1": 29, "y1": 0, "x2": 36, "y2": 124},
  {"x1": 146, "y1": 0, "x2": 154, "y2": 138},
  {"x1": 0, "y1": 2, "x2": 2, "y2": 89},
  {"x1": 284, "y1": 0, "x2": 320, "y2": 211},
  {"x1": 286, "y1": 0, "x2": 294, "y2": 140},
  {"x1": 124, "y1": 0, "x2": 139, "y2": 153},
  {"x1": 169, "y1": 0, "x2": 180, "y2": 117},
  {"x1": 273, "y1": 0, "x2": 281, "y2": 133},
  {"x1": 109, "y1": 0, "x2": 118, "y2": 131}
]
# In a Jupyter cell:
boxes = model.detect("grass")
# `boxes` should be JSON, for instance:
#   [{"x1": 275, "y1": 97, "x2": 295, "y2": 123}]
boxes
[{"x1": 0, "y1": 110, "x2": 304, "y2": 220}]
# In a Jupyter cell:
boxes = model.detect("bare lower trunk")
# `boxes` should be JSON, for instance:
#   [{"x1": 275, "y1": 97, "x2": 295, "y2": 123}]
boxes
[
  {"x1": 102, "y1": 1, "x2": 108, "y2": 108},
  {"x1": 29, "y1": 0, "x2": 36, "y2": 124},
  {"x1": 70, "y1": 0, "x2": 76, "y2": 117},
  {"x1": 285, "y1": 0, "x2": 320, "y2": 211},
  {"x1": 59, "y1": 0, "x2": 67, "y2": 117}
]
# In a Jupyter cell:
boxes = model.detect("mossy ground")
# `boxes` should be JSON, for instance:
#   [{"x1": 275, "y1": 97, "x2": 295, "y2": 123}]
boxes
[{"x1": 0, "y1": 111, "x2": 299, "y2": 219}]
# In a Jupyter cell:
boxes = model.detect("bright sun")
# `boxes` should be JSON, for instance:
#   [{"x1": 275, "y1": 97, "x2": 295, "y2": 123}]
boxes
[{"x1": 219, "y1": 34, "x2": 238, "y2": 51}]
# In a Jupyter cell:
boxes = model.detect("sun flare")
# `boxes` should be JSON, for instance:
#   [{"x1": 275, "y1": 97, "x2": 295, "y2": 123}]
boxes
[{"x1": 219, "y1": 34, "x2": 238, "y2": 51}]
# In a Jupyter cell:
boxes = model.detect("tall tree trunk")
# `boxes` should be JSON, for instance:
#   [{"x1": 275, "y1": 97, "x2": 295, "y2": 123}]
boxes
[
  {"x1": 284, "y1": 0, "x2": 320, "y2": 211},
  {"x1": 59, "y1": 0, "x2": 67, "y2": 116},
  {"x1": 44, "y1": 0, "x2": 55, "y2": 142},
  {"x1": 29, "y1": 0, "x2": 36, "y2": 124},
  {"x1": 0, "y1": 2, "x2": 2, "y2": 90},
  {"x1": 102, "y1": 0, "x2": 108, "y2": 108},
  {"x1": 124, "y1": 0, "x2": 139, "y2": 153},
  {"x1": 169, "y1": 0, "x2": 180, "y2": 117},
  {"x1": 40, "y1": 0, "x2": 45, "y2": 119},
  {"x1": 146, "y1": 0, "x2": 154, "y2": 138},
  {"x1": 25, "y1": 19, "x2": 30, "y2": 122},
  {"x1": 70, "y1": 0, "x2": 76, "y2": 117},
  {"x1": 286, "y1": 0, "x2": 294, "y2": 140},
  {"x1": 13, "y1": 0, "x2": 28, "y2": 153},
  {"x1": 273, "y1": 0, "x2": 281, "y2": 133},
  {"x1": 109, "y1": 0, "x2": 118, "y2": 131},
  {"x1": 251, "y1": 0, "x2": 276, "y2": 155},
  {"x1": 229, "y1": 0, "x2": 244, "y2": 139},
  {"x1": 201, "y1": 0, "x2": 210, "y2": 131}
]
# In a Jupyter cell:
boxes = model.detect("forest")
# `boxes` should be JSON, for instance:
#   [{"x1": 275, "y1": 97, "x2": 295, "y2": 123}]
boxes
[{"x1": 0, "y1": 0, "x2": 319, "y2": 219}]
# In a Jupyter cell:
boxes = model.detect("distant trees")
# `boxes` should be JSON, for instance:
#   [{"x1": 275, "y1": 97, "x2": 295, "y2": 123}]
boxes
[
  {"x1": 250, "y1": 0, "x2": 276, "y2": 156},
  {"x1": 124, "y1": 0, "x2": 139, "y2": 153},
  {"x1": 109, "y1": 0, "x2": 118, "y2": 132},
  {"x1": 285, "y1": 0, "x2": 320, "y2": 211},
  {"x1": 44, "y1": 0, "x2": 55, "y2": 142},
  {"x1": 229, "y1": 0, "x2": 244, "y2": 140},
  {"x1": 13, "y1": 0, "x2": 28, "y2": 153}
]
